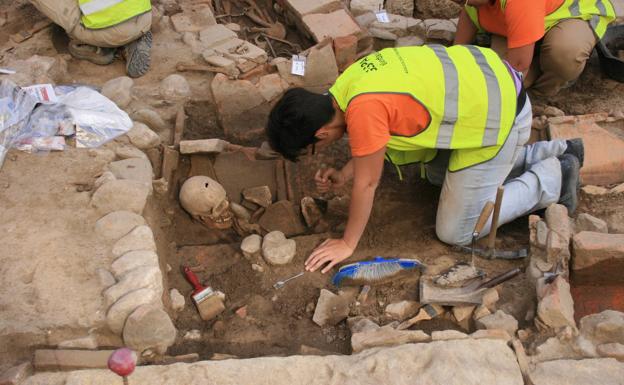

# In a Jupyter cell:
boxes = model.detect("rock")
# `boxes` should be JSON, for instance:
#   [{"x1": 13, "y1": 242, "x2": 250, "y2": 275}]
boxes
[
  {"x1": 251, "y1": 263, "x2": 264, "y2": 273},
  {"x1": 211, "y1": 38, "x2": 268, "y2": 70},
  {"x1": 482, "y1": 288, "x2": 500, "y2": 311},
  {"x1": 202, "y1": 54, "x2": 238, "y2": 75},
  {"x1": 243, "y1": 186, "x2": 272, "y2": 208},
  {"x1": 126, "y1": 122, "x2": 161, "y2": 150},
  {"x1": 579, "y1": 310, "x2": 624, "y2": 345},
  {"x1": 108, "y1": 158, "x2": 153, "y2": 189},
  {"x1": 180, "y1": 139, "x2": 228, "y2": 154},
  {"x1": 545, "y1": 203, "x2": 572, "y2": 241},
  {"x1": 160, "y1": 74, "x2": 191, "y2": 101},
  {"x1": 123, "y1": 305, "x2": 176, "y2": 354},
  {"x1": 313, "y1": 289, "x2": 351, "y2": 327},
  {"x1": 257, "y1": 74, "x2": 288, "y2": 102},
  {"x1": 351, "y1": 324, "x2": 430, "y2": 353},
  {"x1": 350, "y1": 0, "x2": 383, "y2": 16},
  {"x1": 597, "y1": 343, "x2": 624, "y2": 361},
  {"x1": 453, "y1": 305, "x2": 476, "y2": 322},
  {"x1": 476, "y1": 310, "x2": 518, "y2": 336},
  {"x1": 170, "y1": 289, "x2": 185, "y2": 311},
  {"x1": 258, "y1": 200, "x2": 306, "y2": 237},
  {"x1": 544, "y1": 106, "x2": 565, "y2": 117},
  {"x1": 424, "y1": 18, "x2": 456, "y2": 43},
  {"x1": 241, "y1": 234, "x2": 262, "y2": 259},
  {"x1": 333, "y1": 35, "x2": 358, "y2": 72},
  {"x1": 58, "y1": 335, "x2": 98, "y2": 349},
  {"x1": 115, "y1": 144, "x2": 148, "y2": 160},
  {"x1": 283, "y1": 0, "x2": 343, "y2": 17},
  {"x1": 90, "y1": 180, "x2": 150, "y2": 215},
  {"x1": 262, "y1": 231, "x2": 296, "y2": 265},
  {"x1": 112, "y1": 225, "x2": 157, "y2": 258},
  {"x1": 276, "y1": 42, "x2": 340, "y2": 91},
  {"x1": 107, "y1": 287, "x2": 161, "y2": 335},
  {"x1": 0, "y1": 362, "x2": 32, "y2": 385},
  {"x1": 131, "y1": 109, "x2": 169, "y2": 133},
  {"x1": 582, "y1": 185, "x2": 609, "y2": 195},
  {"x1": 94, "y1": 171, "x2": 116, "y2": 190},
  {"x1": 535, "y1": 220, "x2": 549, "y2": 249},
  {"x1": 386, "y1": 0, "x2": 414, "y2": 16},
  {"x1": 111, "y1": 250, "x2": 159, "y2": 279},
  {"x1": 576, "y1": 213, "x2": 608, "y2": 233},
  {"x1": 225, "y1": 23, "x2": 241, "y2": 32},
  {"x1": 537, "y1": 276, "x2": 576, "y2": 329},
  {"x1": 470, "y1": 329, "x2": 512, "y2": 342},
  {"x1": 573, "y1": 231, "x2": 624, "y2": 270},
  {"x1": 211, "y1": 73, "x2": 265, "y2": 118},
  {"x1": 431, "y1": 330, "x2": 468, "y2": 341},
  {"x1": 474, "y1": 305, "x2": 492, "y2": 320},
  {"x1": 95, "y1": 268, "x2": 116, "y2": 289},
  {"x1": 199, "y1": 24, "x2": 237, "y2": 48},
  {"x1": 101, "y1": 76, "x2": 134, "y2": 109},
  {"x1": 184, "y1": 330, "x2": 202, "y2": 341},
  {"x1": 385, "y1": 300, "x2": 420, "y2": 321},
  {"x1": 230, "y1": 202, "x2": 251, "y2": 221},
  {"x1": 103, "y1": 266, "x2": 163, "y2": 307},
  {"x1": 532, "y1": 336, "x2": 580, "y2": 362},
  {"x1": 301, "y1": 197, "x2": 323, "y2": 228},
  {"x1": 396, "y1": 35, "x2": 425, "y2": 47},
  {"x1": 546, "y1": 230, "x2": 569, "y2": 265},
  {"x1": 95, "y1": 211, "x2": 146, "y2": 240},
  {"x1": 348, "y1": 317, "x2": 380, "y2": 333},
  {"x1": 302, "y1": 10, "x2": 363, "y2": 44},
  {"x1": 170, "y1": 4, "x2": 216, "y2": 32},
  {"x1": 529, "y1": 358, "x2": 624, "y2": 385}
]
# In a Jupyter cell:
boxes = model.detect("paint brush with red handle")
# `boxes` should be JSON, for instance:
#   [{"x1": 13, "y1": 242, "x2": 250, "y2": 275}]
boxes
[{"x1": 182, "y1": 266, "x2": 225, "y2": 321}]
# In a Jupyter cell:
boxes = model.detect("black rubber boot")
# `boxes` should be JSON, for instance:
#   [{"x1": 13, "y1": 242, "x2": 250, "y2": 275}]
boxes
[
  {"x1": 563, "y1": 138, "x2": 584, "y2": 168},
  {"x1": 124, "y1": 31, "x2": 152, "y2": 78},
  {"x1": 558, "y1": 154, "x2": 581, "y2": 215}
]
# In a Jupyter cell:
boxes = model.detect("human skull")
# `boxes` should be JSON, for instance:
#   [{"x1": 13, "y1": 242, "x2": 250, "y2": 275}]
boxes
[{"x1": 179, "y1": 176, "x2": 233, "y2": 229}]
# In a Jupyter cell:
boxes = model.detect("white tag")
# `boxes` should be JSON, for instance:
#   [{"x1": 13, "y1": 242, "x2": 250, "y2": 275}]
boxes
[
  {"x1": 0, "y1": 68, "x2": 16, "y2": 75},
  {"x1": 22, "y1": 84, "x2": 58, "y2": 103},
  {"x1": 375, "y1": 10, "x2": 390, "y2": 23},
  {"x1": 291, "y1": 55, "x2": 306, "y2": 76}
]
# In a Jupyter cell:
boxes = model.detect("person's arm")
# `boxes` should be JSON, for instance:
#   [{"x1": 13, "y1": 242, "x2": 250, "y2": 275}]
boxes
[
  {"x1": 505, "y1": 43, "x2": 535, "y2": 75},
  {"x1": 305, "y1": 147, "x2": 386, "y2": 273},
  {"x1": 454, "y1": 8, "x2": 478, "y2": 45}
]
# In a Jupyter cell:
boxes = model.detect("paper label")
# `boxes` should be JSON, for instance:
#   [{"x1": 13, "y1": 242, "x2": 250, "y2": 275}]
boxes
[
  {"x1": 375, "y1": 10, "x2": 390, "y2": 23},
  {"x1": 291, "y1": 55, "x2": 306, "y2": 77},
  {"x1": 22, "y1": 84, "x2": 58, "y2": 103}
]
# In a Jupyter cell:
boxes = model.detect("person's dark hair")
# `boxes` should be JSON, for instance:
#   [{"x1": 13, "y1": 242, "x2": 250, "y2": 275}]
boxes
[{"x1": 266, "y1": 88, "x2": 335, "y2": 162}]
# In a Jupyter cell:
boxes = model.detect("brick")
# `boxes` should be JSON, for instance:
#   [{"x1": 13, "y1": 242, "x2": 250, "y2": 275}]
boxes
[
  {"x1": 180, "y1": 139, "x2": 228, "y2": 154},
  {"x1": 303, "y1": 10, "x2": 363, "y2": 43},
  {"x1": 549, "y1": 118, "x2": 624, "y2": 185},
  {"x1": 34, "y1": 350, "x2": 115, "y2": 371},
  {"x1": 333, "y1": 35, "x2": 358, "y2": 71},
  {"x1": 283, "y1": 0, "x2": 343, "y2": 17}
]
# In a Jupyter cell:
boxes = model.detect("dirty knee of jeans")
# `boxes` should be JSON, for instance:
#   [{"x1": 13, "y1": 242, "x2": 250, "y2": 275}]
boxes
[{"x1": 435, "y1": 222, "x2": 471, "y2": 246}]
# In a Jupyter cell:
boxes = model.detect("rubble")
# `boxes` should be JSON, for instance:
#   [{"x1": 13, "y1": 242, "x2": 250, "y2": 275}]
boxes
[
  {"x1": 241, "y1": 234, "x2": 262, "y2": 260},
  {"x1": 262, "y1": 231, "x2": 296, "y2": 265},
  {"x1": 312, "y1": 289, "x2": 351, "y2": 327},
  {"x1": 537, "y1": 276, "x2": 576, "y2": 330},
  {"x1": 126, "y1": 122, "x2": 162, "y2": 150},
  {"x1": 385, "y1": 300, "x2": 420, "y2": 321},
  {"x1": 90, "y1": 180, "x2": 150, "y2": 215},
  {"x1": 170, "y1": 289, "x2": 185, "y2": 312},
  {"x1": 95, "y1": 211, "x2": 146, "y2": 240},
  {"x1": 476, "y1": 310, "x2": 518, "y2": 336},
  {"x1": 302, "y1": 10, "x2": 366, "y2": 45},
  {"x1": 123, "y1": 305, "x2": 176, "y2": 355},
  {"x1": 101, "y1": 76, "x2": 134, "y2": 109},
  {"x1": 111, "y1": 225, "x2": 157, "y2": 258},
  {"x1": 452, "y1": 305, "x2": 476, "y2": 322}
]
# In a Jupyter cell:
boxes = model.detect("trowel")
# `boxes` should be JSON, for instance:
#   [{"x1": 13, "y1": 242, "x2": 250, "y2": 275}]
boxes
[{"x1": 420, "y1": 268, "x2": 521, "y2": 306}]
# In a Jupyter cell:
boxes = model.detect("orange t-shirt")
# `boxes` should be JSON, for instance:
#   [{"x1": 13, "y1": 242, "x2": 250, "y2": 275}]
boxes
[
  {"x1": 475, "y1": 0, "x2": 565, "y2": 48},
  {"x1": 345, "y1": 94, "x2": 431, "y2": 157}
]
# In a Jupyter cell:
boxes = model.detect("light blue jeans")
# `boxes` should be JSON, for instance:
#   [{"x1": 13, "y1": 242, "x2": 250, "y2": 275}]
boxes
[{"x1": 426, "y1": 98, "x2": 567, "y2": 245}]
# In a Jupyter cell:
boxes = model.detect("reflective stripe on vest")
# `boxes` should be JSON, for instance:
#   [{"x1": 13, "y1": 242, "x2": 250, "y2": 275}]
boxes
[
  {"x1": 466, "y1": 0, "x2": 615, "y2": 39},
  {"x1": 79, "y1": 0, "x2": 151, "y2": 29},
  {"x1": 328, "y1": 45, "x2": 518, "y2": 172}
]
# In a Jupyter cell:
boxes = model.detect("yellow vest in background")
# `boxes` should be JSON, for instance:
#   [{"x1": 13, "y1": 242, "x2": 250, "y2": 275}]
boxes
[
  {"x1": 329, "y1": 46, "x2": 518, "y2": 172},
  {"x1": 79, "y1": 0, "x2": 152, "y2": 29},
  {"x1": 466, "y1": 0, "x2": 616, "y2": 39}
]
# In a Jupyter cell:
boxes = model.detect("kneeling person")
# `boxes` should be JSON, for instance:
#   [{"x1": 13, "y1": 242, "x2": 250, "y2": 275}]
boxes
[{"x1": 266, "y1": 45, "x2": 583, "y2": 273}]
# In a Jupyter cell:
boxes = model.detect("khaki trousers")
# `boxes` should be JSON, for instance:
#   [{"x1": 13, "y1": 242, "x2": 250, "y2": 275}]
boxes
[
  {"x1": 491, "y1": 19, "x2": 598, "y2": 96},
  {"x1": 30, "y1": 0, "x2": 152, "y2": 48}
]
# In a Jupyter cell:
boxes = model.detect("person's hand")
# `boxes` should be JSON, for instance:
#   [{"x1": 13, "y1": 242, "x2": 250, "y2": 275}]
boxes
[
  {"x1": 305, "y1": 238, "x2": 354, "y2": 273},
  {"x1": 315, "y1": 168, "x2": 345, "y2": 193}
]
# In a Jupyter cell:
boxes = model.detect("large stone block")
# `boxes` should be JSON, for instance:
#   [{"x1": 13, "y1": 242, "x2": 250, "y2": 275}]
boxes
[
  {"x1": 530, "y1": 358, "x2": 624, "y2": 385},
  {"x1": 572, "y1": 232, "x2": 624, "y2": 285},
  {"x1": 283, "y1": 0, "x2": 343, "y2": 17},
  {"x1": 303, "y1": 9, "x2": 363, "y2": 43}
]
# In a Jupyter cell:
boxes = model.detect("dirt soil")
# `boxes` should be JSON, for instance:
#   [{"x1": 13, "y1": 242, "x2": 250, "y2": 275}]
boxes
[{"x1": 1, "y1": 0, "x2": 624, "y2": 367}]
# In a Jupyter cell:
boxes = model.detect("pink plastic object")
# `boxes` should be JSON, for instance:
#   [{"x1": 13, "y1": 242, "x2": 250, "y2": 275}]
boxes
[{"x1": 108, "y1": 348, "x2": 137, "y2": 384}]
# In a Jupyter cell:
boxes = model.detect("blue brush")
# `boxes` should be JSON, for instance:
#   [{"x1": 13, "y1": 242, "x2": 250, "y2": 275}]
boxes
[{"x1": 332, "y1": 257, "x2": 424, "y2": 286}]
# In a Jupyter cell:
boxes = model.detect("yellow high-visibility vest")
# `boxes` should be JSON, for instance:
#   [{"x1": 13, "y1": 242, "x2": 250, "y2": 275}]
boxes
[
  {"x1": 466, "y1": 0, "x2": 616, "y2": 39},
  {"x1": 79, "y1": 0, "x2": 152, "y2": 29},
  {"x1": 329, "y1": 45, "x2": 518, "y2": 172}
]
